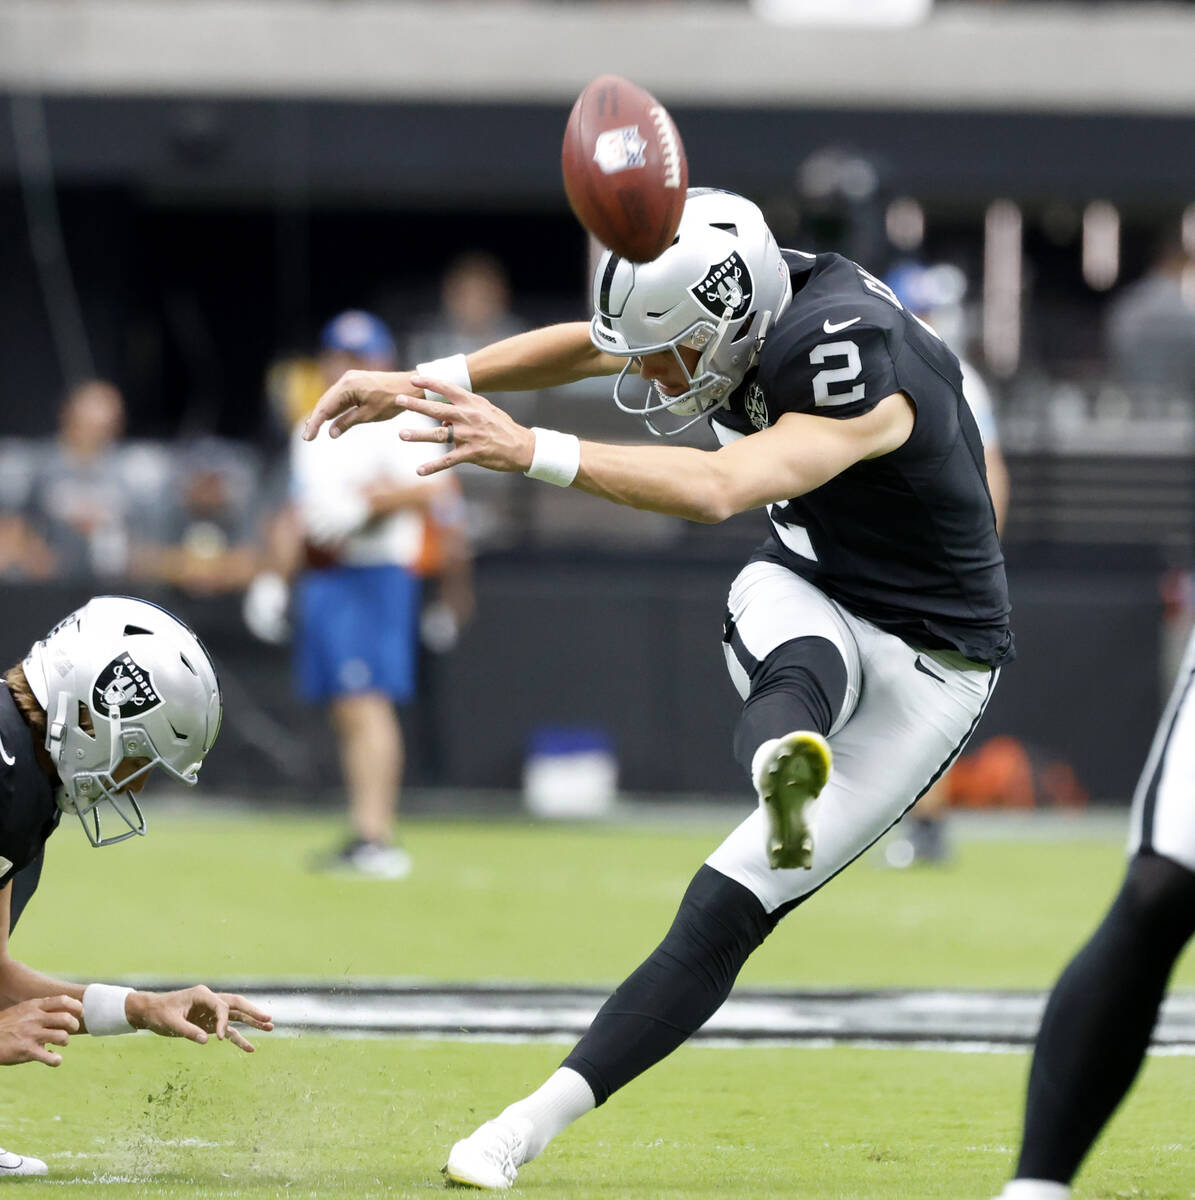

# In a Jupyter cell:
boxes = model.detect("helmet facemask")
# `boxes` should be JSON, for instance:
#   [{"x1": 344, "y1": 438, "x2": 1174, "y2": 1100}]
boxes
[{"x1": 605, "y1": 317, "x2": 737, "y2": 436}]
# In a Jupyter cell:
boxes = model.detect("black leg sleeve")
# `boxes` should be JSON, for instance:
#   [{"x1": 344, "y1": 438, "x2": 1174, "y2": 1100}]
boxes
[
  {"x1": 732, "y1": 635, "x2": 847, "y2": 773},
  {"x1": 562, "y1": 865, "x2": 773, "y2": 1105},
  {"x1": 1016, "y1": 851, "x2": 1195, "y2": 1183}
]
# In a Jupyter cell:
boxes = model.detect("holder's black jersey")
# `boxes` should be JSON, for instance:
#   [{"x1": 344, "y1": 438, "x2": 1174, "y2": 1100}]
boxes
[
  {"x1": 0, "y1": 685, "x2": 60, "y2": 929},
  {"x1": 711, "y1": 250, "x2": 1013, "y2": 667}
]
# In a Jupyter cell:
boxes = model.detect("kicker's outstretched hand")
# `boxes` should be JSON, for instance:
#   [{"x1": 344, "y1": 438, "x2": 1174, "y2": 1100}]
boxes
[
  {"x1": 302, "y1": 369, "x2": 424, "y2": 442},
  {"x1": 394, "y1": 376, "x2": 537, "y2": 477}
]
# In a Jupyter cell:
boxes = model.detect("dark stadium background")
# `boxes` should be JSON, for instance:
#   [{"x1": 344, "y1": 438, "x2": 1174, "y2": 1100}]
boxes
[{"x1": 0, "y1": 1, "x2": 1191, "y2": 803}]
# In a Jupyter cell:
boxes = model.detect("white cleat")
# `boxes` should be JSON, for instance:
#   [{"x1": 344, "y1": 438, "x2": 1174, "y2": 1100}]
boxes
[
  {"x1": 442, "y1": 1116, "x2": 532, "y2": 1190},
  {"x1": 753, "y1": 731, "x2": 832, "y2": 870},
  {"x1": 0, "y1": 1147, "x2": 47, "y2": 1177},
  {"x1": 993, "y1": 1183, "x2": 1071, "y2": 1200},
  {"x1": 313, "y1": 840, "x2": 412, "y2": 881},
  {"x1": 345, "y1": 842, "x2": 412, "y2": 881}
]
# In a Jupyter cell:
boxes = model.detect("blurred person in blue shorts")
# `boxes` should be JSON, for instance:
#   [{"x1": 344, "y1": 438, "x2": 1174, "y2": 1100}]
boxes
[
  {"x1": 0, "y1": 596, "x2": 272, "y2": 1177},
  {"x1": 290, "y1": 311, "x2": 456, "y2": 879}
]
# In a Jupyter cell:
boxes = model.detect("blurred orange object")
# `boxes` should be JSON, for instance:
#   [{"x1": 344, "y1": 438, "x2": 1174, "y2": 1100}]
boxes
[{"x1": 948, "y1": 735, "x2": 1088, "y2": 810}]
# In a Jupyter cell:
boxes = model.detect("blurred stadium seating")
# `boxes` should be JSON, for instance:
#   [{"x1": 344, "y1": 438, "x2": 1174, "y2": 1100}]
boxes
[{"x1": 1, "y1": 0, "x2": 1193, "y2": 807}]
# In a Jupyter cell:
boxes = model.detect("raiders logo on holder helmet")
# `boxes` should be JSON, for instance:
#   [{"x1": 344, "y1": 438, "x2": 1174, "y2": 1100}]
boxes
[
  {"x1": 589, "y1": 188, "x2": 792, "y2": 435},
  {"x1": 22, "y1": 596, "x2": 222, "y2": 847},
  {"x1": 92, "y1": 652, "x2": 163, "y2": 719}
]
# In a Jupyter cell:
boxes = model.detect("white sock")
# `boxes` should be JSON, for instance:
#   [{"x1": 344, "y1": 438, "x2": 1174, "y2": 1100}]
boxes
[
  {"x1": 498, "y1": 1067, "x2": 595, "y2": 1162},
  {"x1": 999, "y1": 1181, "x2": 1071, "y2": 1200}
]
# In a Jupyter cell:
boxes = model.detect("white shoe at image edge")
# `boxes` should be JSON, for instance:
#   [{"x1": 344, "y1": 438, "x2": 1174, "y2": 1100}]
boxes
[
  {"x1": 0, "y1": 1147, "x2": 47, "y2": 1177},
  {"x1": 442, "y1": 1116, "x2": 533, "y2": 1190}
]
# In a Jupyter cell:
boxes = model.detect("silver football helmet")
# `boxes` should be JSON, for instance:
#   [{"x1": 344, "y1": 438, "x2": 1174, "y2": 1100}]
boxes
[
  {"x1": 22, "y1": 596, "x2": 222, "y2": 846},
  {"x1": 590, "y1": 188, "x2": 793, "y2": 435}
]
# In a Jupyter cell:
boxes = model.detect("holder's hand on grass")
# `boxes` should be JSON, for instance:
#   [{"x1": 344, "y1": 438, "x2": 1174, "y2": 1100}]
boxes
[
  {"x1": 127, "y1": 986, "x2": 274, "y2": 1053},
  {"x1": 0, "y1": 995, "x2": 82, "y2": 1067},
  {"x1": 394, "y1": 376, "x2": 535, "y2": 477}
]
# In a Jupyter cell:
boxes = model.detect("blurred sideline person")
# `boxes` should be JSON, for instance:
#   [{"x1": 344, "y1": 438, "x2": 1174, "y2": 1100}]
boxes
[
  {"x1": 404, "y1": 251, "x2": 523, "y2": 365},
  {"x1": 0, "y1": 596, "x2": 273, "y2": 1177},
  {"x1": 884, "y1": 260, "x2": 1011, "y2": 867},
  {"x1": 403, "y1": 251, "x2": 538, "y2": 550},
  {"x1": 290, "y1": 311, "x2": 457, "y2": 879},
  {"x1": 305, "y1": 188, "x2": 1012, "y2": 1189},
  {"x1": 1105, "y1": 231, "x2": 1195, "y2": 405},
  {"x1": 131, "y1": 437, "x2": 261, "y2": 597},
  {"x1": 0, "y1": 439, "x2": 54, "y2": 582},
  {"x1": 993, "y1": 632, "x2": 1195, "y2": 1200},
  {"x1": 16, "y1": 381, "x2": 134, "y2": 580}
]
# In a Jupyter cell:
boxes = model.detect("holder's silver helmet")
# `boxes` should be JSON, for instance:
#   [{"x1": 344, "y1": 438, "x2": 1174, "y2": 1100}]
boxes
[
  {"x1": 590, "y1": 188, "x2": 793, "y2": 435},
  {"x1": 22, "y1": 596, "x2": 222, "y2": 846}
]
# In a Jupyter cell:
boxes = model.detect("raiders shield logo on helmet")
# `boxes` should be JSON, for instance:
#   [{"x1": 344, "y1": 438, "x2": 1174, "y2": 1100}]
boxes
[
  {"x1": 690, "y1": 252, "x2": 754, "y2": 320},
  {"x1": 92, "y1": 653, "x2": 162, "y2": 719}
]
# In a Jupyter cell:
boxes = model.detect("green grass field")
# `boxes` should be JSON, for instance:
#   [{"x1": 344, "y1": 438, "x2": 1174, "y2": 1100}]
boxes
[{"x1": 4, "y1": 809, "x2": 1193, "y2": 1198}]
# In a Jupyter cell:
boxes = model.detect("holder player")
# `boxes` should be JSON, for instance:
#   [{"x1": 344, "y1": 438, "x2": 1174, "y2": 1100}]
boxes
[
  {"x1": 304, "y1": 188, "x2": 1013, "y2": 1189},
  {"x1": 994, "y1": 632, "x2": 1195, "y2": 1200},
  {"x1": 0, "y1": 595, "x2": 273, "y2": 1177}
]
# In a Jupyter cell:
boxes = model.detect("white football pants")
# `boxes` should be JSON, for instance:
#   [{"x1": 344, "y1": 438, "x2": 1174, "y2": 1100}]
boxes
[
  {"x1": 707, "y1": 560, "x2": 999, "y2": 914},
  {"x1": 1129, "y1": 623, "x2": 1195, "y2": 874}
]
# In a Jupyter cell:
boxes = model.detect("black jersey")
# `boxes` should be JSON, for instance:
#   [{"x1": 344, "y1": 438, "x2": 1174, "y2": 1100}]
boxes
[
  {"x1": 0, "y1": 685, "x2": 60, "y2": 929},
  {"x1": 711, "y1": 250, "x2": 1013, "y2": 668}
]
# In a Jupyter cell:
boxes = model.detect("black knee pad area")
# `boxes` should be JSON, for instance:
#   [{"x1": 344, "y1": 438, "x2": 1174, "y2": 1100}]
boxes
[
  {"x1": 733, "y1": 636, "x2": 847, "y2": 770},
  {"x1": 1116, "y1": 851, "x2": 1195, "y2": 954},
  {"x1": 662, "y1": 865, "x2": 774, "y2": 988}
]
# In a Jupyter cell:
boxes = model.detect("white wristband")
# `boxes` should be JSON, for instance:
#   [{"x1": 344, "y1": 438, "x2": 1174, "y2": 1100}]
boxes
[
  {"x1": 82, "y1": 983, "x2": 135, "y2": 1036},
  {"x1": 416, "y1": 354, "x2": 472, "y2": 400},
  {"x1": 525, "y1": 427, "x2": 581, "y2": 487}
]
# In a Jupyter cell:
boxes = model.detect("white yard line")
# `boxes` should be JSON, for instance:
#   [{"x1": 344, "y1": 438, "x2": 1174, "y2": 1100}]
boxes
[{"x1": 119, "y1": 980, "x2": 1195, "y2": 1054}]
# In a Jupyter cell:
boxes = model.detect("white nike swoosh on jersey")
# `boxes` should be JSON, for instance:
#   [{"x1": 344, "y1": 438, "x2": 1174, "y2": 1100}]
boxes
[
  {"x1": 823, "y1": 317, "x2": 862, "y2": 334},
  {"x1": 0, "y1": 730, "x2": 13, "y2": 767}
]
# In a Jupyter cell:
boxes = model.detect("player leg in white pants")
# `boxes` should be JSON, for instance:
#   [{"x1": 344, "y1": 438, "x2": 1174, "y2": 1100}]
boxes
[
  {"x1": 444, "y1": 561, "x2": 998, "y2": 1190},
  {"x1": 711, "y1": 561, "x2": 997, "y2": 914},
  {"x1": 997, "y1": 628, "x2": 1195, "y2": 1200}
]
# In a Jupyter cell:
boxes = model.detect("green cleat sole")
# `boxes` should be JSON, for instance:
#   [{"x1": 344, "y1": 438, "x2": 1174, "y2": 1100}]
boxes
[{"x1": 760, "y1": 732, "x2": 832, "y2": 870}]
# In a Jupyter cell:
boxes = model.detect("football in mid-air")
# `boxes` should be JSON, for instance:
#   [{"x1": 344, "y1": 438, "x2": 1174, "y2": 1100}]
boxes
[{"x1": 561, "y1": 75, "x2": 688, "y2": 263}]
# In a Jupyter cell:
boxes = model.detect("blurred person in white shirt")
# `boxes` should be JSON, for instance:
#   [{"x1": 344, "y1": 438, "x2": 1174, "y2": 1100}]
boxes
[{"x1": 290, "y1": 311, "x2": 455, "y2": 879}]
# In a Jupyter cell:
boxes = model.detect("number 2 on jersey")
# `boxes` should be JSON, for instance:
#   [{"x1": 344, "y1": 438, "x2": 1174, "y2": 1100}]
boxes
[{"x1": 810, "y1": 340, "x2": 864, "y2": 406}]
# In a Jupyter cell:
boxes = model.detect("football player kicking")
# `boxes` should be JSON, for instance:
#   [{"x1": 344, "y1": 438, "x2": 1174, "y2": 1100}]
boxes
[
  {"x1": 305, "y1": 188, "x2": 1013, "y2": 1190},
  {"x1": 0, "y1": 595, "x2": 273, "y2": 1178},
  {"x1": 992, "y1": 630, "x2": 1195, "y2": 1200}
]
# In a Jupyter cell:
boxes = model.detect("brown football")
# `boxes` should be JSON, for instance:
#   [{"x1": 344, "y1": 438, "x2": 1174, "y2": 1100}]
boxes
[{"x1": 561, "y1": 75, "x2": 688, "y2": 263}]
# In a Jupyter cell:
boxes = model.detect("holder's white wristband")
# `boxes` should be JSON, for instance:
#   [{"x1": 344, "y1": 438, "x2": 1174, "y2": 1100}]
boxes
[
  {"x1": 416, "y1": 354, "x2": 472, "y2": 400},
  {"x1": 82, "y1": 983, "x2": 135, "y2": 1036},
  {"x1": 525, "y1": 427, "x2": 581, "y2": 487}
]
